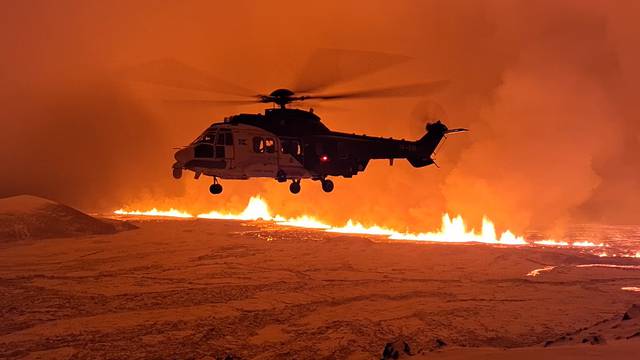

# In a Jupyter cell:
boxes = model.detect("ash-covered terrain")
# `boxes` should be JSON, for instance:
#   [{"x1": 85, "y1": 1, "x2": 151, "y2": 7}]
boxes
[
  {"x1": 0, "y1": 195, "x2": 135, "y2": 242},
  {"x1": 0, "y1": 198, "x2": 639, "y2": 359}
]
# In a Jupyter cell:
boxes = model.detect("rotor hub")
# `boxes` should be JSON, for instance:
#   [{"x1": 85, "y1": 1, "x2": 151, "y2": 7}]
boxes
[
  {"x1": 269, "y1": 88, "x2": 295, "y2": 98},
  {"x1": 263, "y1": 88, "x2": 299, "y2": 108}
]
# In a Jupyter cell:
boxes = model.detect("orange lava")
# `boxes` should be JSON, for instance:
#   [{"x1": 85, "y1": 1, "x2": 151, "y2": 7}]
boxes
[
  {"x1": 113, "y1": 208, "x2": 193, "y2": 218},
  {"x1": 113, "y1": 196, "x2": 608, "y2": 248}
]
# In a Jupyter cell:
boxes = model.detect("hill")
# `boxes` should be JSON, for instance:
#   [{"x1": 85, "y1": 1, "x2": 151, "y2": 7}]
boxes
[{"x1": 0, "y1": 195, "x2": 134, "y2": 241}]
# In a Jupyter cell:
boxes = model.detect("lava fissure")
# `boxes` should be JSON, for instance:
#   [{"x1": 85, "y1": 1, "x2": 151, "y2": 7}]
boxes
[{"x1": 114, "y1": 196, "x2": 609, "y2": 249}]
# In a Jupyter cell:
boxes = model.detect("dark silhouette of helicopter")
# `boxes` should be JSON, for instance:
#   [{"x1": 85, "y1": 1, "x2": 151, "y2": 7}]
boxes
[{"x1": 125, "y1": 50, "x2": 467, "y2": 195}]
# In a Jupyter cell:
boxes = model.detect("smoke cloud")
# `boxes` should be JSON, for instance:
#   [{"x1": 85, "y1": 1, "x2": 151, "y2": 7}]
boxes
[{"x1": 1, "y1": 0, "x2": 638, "y2": 232}]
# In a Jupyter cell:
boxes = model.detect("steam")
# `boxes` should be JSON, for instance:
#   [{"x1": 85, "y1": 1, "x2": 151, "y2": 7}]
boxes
[
  {"x1": 444, "y1": 1, "x2": 639, "y2": 229},
  {"x1": 1, "y1": 1, "x2": 638, "y2": 230}
]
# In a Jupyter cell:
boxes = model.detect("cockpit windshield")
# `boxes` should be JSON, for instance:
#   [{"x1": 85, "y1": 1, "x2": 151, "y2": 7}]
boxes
[
  {"x1": 192, "y1": 133, "x2": 215, "y2": 144},
  {"x1": 191, "y1": 126, "x2": 233, "y2": 152}
]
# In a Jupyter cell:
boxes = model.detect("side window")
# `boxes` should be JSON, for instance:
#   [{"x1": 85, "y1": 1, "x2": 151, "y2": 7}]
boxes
[
  {"x1": 225, "y1": 132, "x2": 233, "y2": 145},
  {"x1": 282, "y1": 140, "x2": 302, "y2": 155},
  {"x1": 253, "y1": 137, "x2": 265, "y2": 153},
  {"x1": 264, "y1": 138, "x2": 275, "y2": 153},
  {"x1": 252, "y1": 137, "x2": 275, "y2": 153}
]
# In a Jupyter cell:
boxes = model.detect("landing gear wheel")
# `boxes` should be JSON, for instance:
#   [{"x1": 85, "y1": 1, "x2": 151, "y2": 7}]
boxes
[
  {"x1": 209, "y1": 183, "x2": 223, "y2": 195},
  {"x1": 209, "y1": 178, "x2": 223, "y2": 195},
  {"x1": 172, "y1": 167, "x2": 182, "y2": 179},
  {"x1": 321, "y1": 179, "x2": 334, "y2": 193},
  {"x1": 276, "y1": 169, "x2": 287, "y2": 183},
  {"x1": 289, "y1": 180, "x2": 301, "y2": 194}
]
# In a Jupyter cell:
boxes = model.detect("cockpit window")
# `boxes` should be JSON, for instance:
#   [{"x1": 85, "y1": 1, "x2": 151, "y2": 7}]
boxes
[
  {"x1": 194, "y1": 143, "x2": 214, "y2": 158},
  {"x1": 215, "y1": 145, "x2": 225, "y2": 158},
  {"x1": 210, "y1": 130, "x2": 233, "y2": 146},
  {"x1": 200, "y1": 134, "x2": 214, "y2": 143}
]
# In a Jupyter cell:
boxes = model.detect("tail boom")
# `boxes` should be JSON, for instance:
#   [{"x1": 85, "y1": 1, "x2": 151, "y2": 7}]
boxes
[{"x1": 408, "y1": 121, "x2": 467, "y2": 168}]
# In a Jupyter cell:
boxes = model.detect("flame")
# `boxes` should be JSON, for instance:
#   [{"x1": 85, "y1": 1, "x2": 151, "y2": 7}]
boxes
[
  {"x1": 277, "y1": 215, "x2": 332, "y2": 229},
  {"x1": 112, "y1": 196, "x2": 613, "y2": 249},
  {"x1": 533, "y1": 239, "x2": 605, "y2": 247},
  {"x1": 387, "y1": 216, "x2": 527, "y2": 245},
  {"x1": 196, "y1": 197, "x2": 330, "y2": 229},
  {"x1": 572, "y1": 241, "x2": 605, "y2": 247},
  {"x1": 197, "y1": 196, "x2": 282, "y2": 221},
  {"x1": 534, "y1": 240, "x2": 569, "y2": 246},
  {"x1": 327, "y1": 220, "x2": 397, "y2": 236},
  {"x1": 113, "y1": 208, "x2": 193, "y2": 218}
]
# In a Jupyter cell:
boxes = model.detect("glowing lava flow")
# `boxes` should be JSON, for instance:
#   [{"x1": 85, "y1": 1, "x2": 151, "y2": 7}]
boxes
[
  {"x1": 113, "y1": 196, "x2": 607, "y2": 247},
  {"x1": 321, "y1": 215, "x2": 527, "y2": 245},
  {"x1": 113, "y1": 208, "x2": 193, "y2": 218},
  {"x1": 388, "y1": 215, "x2": 526, "y2": 245},
  {"x1": 532, "y1": 239, "x2": 605, "y2": 247},
  {"x1": 526, "y1": 266, "x2": 557, "y2": 277},
  {"x1": 197, "y1": 196, "x2": 284, "y2": 222},
  {"x1": 113, "y1": 196, "x2": 531, "y2": 245}
]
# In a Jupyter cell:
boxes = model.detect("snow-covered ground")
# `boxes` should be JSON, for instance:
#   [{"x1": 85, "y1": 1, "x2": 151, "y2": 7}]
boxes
[{"x1": 0, "y1": 217, "x2": 639, "y2": 359}]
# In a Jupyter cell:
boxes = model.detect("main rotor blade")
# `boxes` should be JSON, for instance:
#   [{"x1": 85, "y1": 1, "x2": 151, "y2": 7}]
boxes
[
  {"x1": 292, "y1": 49, "x2": 409, "y2": 94},
  {"x1": 121, "y1": 58, "x2": 257, "y2": 97},
  {"x1": 305, "y1": 80, "x2": 449, "y2": 101},
  {"x1": 412, "y1": 99, "x2": 449, "y2": 122},
  {"x1": 162, "y1": 98, "x2": 261, "y2": 106},
  {"x1": 291, "y1": 101, "x2": 346, "y2": 112}
]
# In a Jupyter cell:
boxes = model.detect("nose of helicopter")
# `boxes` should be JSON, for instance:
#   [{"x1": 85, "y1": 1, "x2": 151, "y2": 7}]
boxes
[{"x1": 174, "y1": 146, "x2": 193, "y2": 163}]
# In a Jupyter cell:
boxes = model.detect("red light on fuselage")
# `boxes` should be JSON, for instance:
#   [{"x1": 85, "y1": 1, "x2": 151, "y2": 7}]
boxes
[{"x1": 320, "y1": 155, "x2": 329, "y2": 162}]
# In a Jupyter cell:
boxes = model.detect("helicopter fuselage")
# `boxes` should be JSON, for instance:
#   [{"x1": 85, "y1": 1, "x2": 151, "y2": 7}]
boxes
[{"x1": 172, "y1": 108, "x2": 453, "y2": 194}]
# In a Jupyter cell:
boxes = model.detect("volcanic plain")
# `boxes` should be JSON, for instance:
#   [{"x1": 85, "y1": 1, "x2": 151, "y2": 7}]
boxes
[{"x1": 1, "y1": 211, "x2": 640, "y2": 359}]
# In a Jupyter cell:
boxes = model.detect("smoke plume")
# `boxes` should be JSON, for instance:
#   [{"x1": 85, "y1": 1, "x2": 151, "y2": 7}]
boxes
[{"x1": 1, "y1": 0, "x2": 638, "y2": 232}]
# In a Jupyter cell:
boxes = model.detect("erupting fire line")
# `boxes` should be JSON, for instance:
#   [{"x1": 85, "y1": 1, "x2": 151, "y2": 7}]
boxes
[
  {"x1": 113, "y1": 208, "x2": 193, "y2": 218},
  {"x1": 622, "y1": 287, "x2": 640, "y2": 292},
  {"x1": 532, "y1": 239, "x2": 605, "y2": 248},
  {"x1": 113, "y1": 196, "x2": 606, "y2": 248}
]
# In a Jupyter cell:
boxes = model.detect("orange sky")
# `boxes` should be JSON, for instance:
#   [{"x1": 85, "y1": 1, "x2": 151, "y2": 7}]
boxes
[{"x1": 1, "y1": 0, "x2": 639, "y2": 233}]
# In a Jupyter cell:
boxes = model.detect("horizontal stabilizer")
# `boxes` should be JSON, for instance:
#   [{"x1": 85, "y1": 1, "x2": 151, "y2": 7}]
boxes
[{"x1": 445, "y1": 128, "x2": 469, "y2": 134}]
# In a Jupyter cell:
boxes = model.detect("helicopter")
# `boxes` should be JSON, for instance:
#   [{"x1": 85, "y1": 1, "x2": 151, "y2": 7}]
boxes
[{"x1": 125, "y1": 51, "x2": 468, "y2": 195}]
